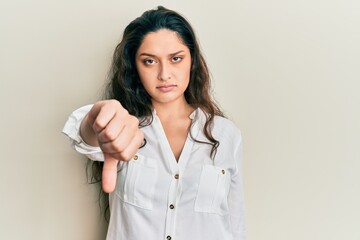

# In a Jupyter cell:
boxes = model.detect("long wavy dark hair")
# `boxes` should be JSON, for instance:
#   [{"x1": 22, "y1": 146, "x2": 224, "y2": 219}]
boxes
[{"x1": 88, "y1": 6, "x2": 225, "y2": 220}]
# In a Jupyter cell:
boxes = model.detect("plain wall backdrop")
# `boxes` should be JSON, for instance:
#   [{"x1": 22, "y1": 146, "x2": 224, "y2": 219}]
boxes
[{"x1": 1, "y1": 0, "x2": 359, "y2": 239}]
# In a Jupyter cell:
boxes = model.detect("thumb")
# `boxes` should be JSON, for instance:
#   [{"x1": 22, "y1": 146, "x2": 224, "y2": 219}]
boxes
[{"x1": 102, "y1": 154, "x2": 119, "y2": 193}]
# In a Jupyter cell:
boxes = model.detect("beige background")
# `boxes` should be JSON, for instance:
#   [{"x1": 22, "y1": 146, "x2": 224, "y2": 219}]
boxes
[{"x1": 1, "y1": 0, "x2": 359, "y2": 239}]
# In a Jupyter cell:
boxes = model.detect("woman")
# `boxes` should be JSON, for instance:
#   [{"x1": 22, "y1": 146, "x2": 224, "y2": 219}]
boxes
[{"x1": 63, "y1": 6, "x2": 245, "y2": 240}]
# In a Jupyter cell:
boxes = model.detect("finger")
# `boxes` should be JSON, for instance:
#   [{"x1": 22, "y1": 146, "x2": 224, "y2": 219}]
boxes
[
  {"x1": 102, "y1": 154, "x2": 119, "y2": 193},
  {"x1": 90, "y1": 100, "x2": 122, "y2": 133},
  {"x1": 96, "y1": 111, "x2": 127, "y2": 143},
  {"x1": 100, "y1": 117, "x2": 139, "y2": 154},
  {"x1": 109, "y1": 129, "x2": 144, "y2": 161},
  {"x1": 87, "y1": 101, "x2": 107, "y2": 125}
]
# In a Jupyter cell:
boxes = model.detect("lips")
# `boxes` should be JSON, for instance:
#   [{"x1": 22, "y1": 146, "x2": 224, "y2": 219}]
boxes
[{"x1": 156, "y1": 84, "x2": 177, "y2": 92}]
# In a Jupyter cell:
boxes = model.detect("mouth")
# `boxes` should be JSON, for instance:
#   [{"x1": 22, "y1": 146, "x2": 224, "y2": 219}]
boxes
[{"x1": 156, "y1": 84, "x2": 177, "y2": 92}]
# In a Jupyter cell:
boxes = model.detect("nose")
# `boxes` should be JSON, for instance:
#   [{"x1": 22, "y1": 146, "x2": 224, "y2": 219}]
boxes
[{"x1": 158, "y1": 62, "x2": 171, "y2": 81}]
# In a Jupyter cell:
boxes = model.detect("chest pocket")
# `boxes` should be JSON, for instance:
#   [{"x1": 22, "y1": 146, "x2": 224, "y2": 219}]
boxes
[
  {"x1": 116, "y1": 154, "x2": 157, "y2": 210},
  {"x1": 194, "y1": 165, "x2": 230, "y2": 215}
]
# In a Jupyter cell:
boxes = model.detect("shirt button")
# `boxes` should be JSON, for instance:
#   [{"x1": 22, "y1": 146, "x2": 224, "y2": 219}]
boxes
[
  {"x1": 166, "y1": 236, "x2": 172, "y2": 240},
  {"x1": 133, "y1": 155, "x2": 138, "y2": 160},
  {"x1": 221, "y1": 169, "x2": 225, "y2": 174},
  {"x1": 169, "y1": 204, "x2": 175, "y2": 209},
  {"x1": 174, "y1": 174, "x2": 179, "y2": 179}
]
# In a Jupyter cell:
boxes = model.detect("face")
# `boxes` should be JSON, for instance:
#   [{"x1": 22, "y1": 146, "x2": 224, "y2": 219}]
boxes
[{"x1": 135, "y1": 29, "x2": 192, "y2": 107}]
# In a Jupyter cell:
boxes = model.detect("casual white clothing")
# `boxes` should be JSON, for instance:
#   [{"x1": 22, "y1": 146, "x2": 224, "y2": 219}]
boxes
[{"x1": 62, "y1": 105, "x2": 245, "y2": 240}]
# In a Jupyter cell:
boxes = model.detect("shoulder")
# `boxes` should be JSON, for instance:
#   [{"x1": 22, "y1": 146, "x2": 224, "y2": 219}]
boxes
[
  {"x1": 213, "y1": 115, "x2": 242, "y2": 142},
  {"x1": 195, "y1": 108, "x2": 242, "y2": 143},
  {"x1": 213, "y1": 115, "x2": 239, "y2": 129}
]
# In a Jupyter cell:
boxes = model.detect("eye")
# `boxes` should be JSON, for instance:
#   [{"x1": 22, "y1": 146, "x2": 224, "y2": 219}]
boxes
[
  {"x1": 143, "y1": 59, "x2": 156, "y2": 65},
  {"x1": 172, "y1": 56, "x2": 183, "y2": 63}
]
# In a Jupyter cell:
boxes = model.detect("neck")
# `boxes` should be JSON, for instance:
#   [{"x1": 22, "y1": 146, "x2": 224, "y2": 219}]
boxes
[{"x1": 152, "y1": 98, "x2": 194, "y2": 121}]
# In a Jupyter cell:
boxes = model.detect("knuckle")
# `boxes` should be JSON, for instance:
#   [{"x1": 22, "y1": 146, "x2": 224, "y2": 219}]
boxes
[
  {"x1": 104, "y1": 101, "x2": 116, "y2": 112},
  {"x1": 108, "y1": 99, "x2": 122, "y2": 110},
  {"x1": 120, "y1": 151, "x2": 133, "y2": 161},
  {"x1": 108, "y1": 99, "x2": 118, "y2": 105},
  {"x1": 131, "y1": 116, "x2": 140, "y2": 125},
  {"x1": 113, "y1": 142, "x2": 125, "y2": 153},
  {"x1": 103, "y1": 129, "x2": 117, "y2": 141},
  {"x1": 122, "y1": 108, "x2": 129, "y2": 116},
  {"x1": 93, "y1": 120, "x2": 105, "y2": 132}
]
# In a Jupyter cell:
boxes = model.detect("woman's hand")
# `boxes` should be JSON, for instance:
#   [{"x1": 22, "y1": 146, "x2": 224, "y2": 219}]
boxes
[{"x1": 80, "y1": 100, "x2": 144, "y2": 193}]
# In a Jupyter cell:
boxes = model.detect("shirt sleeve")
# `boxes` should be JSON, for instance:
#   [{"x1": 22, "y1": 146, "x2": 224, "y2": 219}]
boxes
[
  {"x1": 228, "y1": 135, "x2": 246, "y2": 240},
  {"x1": 62, "y1": 104, "x2": 104, "y2": 162}
]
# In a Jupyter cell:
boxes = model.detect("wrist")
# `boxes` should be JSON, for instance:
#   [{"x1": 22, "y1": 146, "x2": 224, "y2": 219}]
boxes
[{"x1": 80, "y1": 114, "x2": 99, "y2": 147}]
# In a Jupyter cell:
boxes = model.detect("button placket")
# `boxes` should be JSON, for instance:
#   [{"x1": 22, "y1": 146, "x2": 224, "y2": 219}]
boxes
[
  {"x1": 164, "y1": 169, "x2": 181, "y2": 239},
  {"x1": 154, "y1": 111, "x2": 201, "y2": 240}
]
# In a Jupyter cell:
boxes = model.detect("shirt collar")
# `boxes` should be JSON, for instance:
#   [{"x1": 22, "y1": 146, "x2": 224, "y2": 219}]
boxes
[{"x1": 152, "y1": 107, "x2": 202, "y2": 121}]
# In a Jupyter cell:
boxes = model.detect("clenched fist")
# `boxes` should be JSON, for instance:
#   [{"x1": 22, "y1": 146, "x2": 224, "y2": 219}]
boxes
[{"x1": 80, "y1": 100, "x2": 144, "y2": 193}]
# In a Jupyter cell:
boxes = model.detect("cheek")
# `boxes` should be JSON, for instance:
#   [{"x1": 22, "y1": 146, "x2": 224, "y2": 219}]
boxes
[
  {"x1": 138, "y1": 72, "x2": 154, "y2": 90},
  {"x1": 138, "y1": 65, "x2": 157, "y2": 78},
  {"x1": 136, "y1": 67, "x2": 150, "y2": 84},
  {"x1": 179, "y1": 63, "x2": 191, "y2": 81}
]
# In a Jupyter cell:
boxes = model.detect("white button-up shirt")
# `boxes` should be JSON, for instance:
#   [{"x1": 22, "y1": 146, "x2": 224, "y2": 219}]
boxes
[{"x1": 62, "y1": 105, "x2": 245, "y2": 240}]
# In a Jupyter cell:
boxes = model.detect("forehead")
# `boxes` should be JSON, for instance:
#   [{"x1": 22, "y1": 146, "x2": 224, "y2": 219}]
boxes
[{"x1": 137, "y1": 29, "x2": 189, "y2": 55}]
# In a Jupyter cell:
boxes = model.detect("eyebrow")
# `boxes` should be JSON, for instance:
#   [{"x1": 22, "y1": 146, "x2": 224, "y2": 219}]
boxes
[{"x1": 138, "y1": 50, "x2": 185, "y2": 57}]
